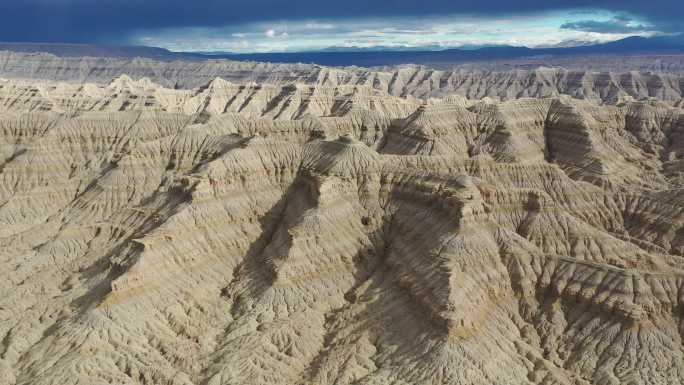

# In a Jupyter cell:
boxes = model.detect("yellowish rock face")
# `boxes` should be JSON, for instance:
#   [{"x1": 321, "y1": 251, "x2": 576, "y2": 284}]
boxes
[{"x1": 1, "y1": 73, "x2": 684, "y2": 385}]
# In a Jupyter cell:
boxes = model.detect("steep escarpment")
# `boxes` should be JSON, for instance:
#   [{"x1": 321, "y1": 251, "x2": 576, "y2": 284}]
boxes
[
  {"x1": 1, "y1": 51, "x2": 683, "y2": 104},
  {"x1": 1, "y1": 75, "x2": 684, "y2": 385}
]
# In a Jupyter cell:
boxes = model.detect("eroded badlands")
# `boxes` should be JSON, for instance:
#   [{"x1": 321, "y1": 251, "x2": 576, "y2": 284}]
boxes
[{"x1": 1, "y1": 73, "x2": 684, "y2": 385}]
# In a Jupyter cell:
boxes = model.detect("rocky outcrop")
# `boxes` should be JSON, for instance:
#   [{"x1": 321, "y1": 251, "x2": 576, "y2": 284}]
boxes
[
  {"x1": 1, "y1": 75, "x2": 684, "y2": 385},
  {"x1": 1, "y1": 51, "x2": 684, "y2": 104},
  {"x1": 0, "y1": 76, "x2": 421, "y2": 121}
]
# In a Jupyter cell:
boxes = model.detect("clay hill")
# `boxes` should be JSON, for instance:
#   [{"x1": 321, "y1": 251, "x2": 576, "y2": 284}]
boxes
[
  {"x1": 1, "y1": 55, "x2": 684, "y2": 385},
  {"x1": 1, "y1": 50, "x2": 684, "y2": 103}
]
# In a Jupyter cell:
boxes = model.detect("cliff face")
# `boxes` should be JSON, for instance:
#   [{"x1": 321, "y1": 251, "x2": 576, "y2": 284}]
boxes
[
  {"x1": 1, "y1": 74, "x2": 684, "y2": 385},
  {"x1": 1, "y1": 51, "x2": 684, "y2": 104}
]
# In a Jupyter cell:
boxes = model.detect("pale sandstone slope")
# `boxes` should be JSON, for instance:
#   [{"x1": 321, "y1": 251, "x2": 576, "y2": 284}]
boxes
[
  {"x1": 1, "y1": 51, "x2": 683, "y2": 104},
  {"x1": 0, "y1": 76, "x2": 684, "y2": 385}
]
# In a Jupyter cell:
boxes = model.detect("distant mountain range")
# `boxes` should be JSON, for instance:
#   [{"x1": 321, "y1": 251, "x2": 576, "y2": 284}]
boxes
[
  {"x1": 0, "y1": 42, "x2": 194, "y2": 60},
  {"x1": 214, "y1": 35, "x2": 684, "y2": 67},
  {"x1": 1, "y1": 35, "x2": 683, "y2": 67}
]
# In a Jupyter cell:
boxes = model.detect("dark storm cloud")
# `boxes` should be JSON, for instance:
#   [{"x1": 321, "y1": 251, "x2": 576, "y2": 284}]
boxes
[{"x1": 1, "y1": 0, "x2": 682, "y2": 43}]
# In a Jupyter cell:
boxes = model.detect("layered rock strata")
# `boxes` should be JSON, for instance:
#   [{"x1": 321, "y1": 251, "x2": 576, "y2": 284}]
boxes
[
  {"x1": 1, "y1": 51, "x2": 683, "y2": 104},
  {"x1": 1, "y1": 76, "x2": 684, "y2": 385}
]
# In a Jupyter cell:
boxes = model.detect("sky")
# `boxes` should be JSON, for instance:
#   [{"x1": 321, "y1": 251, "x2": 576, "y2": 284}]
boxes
[{"x1": 1, "y1": 0, "x2": 682, "y2": 52}]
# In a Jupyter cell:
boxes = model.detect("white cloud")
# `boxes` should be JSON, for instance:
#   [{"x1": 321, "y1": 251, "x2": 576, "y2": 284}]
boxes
[
  {"x1": 304, "y1": 22, "x2": 336, "y2": 30},
  {"x1": 130, "y1": 10, "x2": 655, "y2": 53}
]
